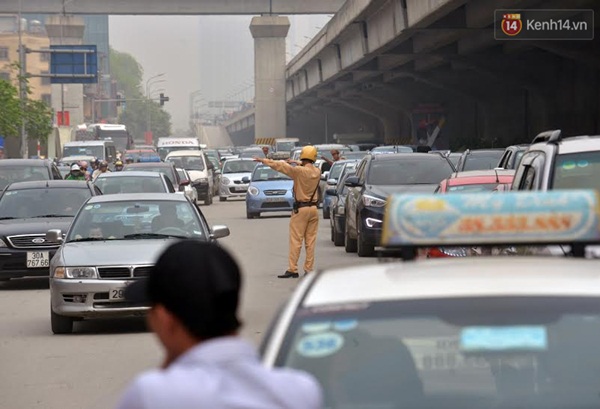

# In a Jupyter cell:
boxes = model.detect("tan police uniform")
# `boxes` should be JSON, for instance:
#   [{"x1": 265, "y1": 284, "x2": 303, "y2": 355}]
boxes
[{"x1": 262, "y1": 157, "x2": 321, "y2": 275}]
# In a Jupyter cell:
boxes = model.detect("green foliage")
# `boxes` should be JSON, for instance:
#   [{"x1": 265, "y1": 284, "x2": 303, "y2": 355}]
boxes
[
  {"x1": 0, "y1": 73, "x2": 53, "y2": 141},
  {"x1": 109, "y1": 47, "x2": 171, "y2": 140},
  {"x1": 0, "y1": 79, "x2": 22, "y2": 138}
]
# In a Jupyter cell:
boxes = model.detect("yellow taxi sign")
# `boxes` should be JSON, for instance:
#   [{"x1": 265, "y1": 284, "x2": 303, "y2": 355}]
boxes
[{"x1": 381, "y1": 190, "x2": 600, "y2": 247}]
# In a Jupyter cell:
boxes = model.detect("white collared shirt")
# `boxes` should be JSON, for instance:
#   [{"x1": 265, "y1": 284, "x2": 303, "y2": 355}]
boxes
[{"x1": 115, "y1": 337, "x2": 323, "y2": 409}]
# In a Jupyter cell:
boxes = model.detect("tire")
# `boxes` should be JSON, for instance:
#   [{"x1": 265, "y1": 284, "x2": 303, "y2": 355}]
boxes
[
  {"x1": 357, "y1": 232, "x2": 375, "y2": 257},
  {"x1": 246, "y1": 211, "x2": 258, "y2": 219},
  {"x1": 219, "y1": 197, "x2": 227, "y2": 202},
  {"x1": 344, "y1": 225, "x2": 357, "y2": 253},
  {"x1": 333, "y1": 222, "x2": 345, "y2": 247},
  {"x1": 204, "y1": 194, "x2": 212, "y2": 206},
  {"x1": 323, "y1": 207, "x2": 330, "y2": 220},
  {"x1": 330, "y1": 224, "x2": 334, "y2": 241},
  {"x1": 51, "y1": 310, "x2": 73, "y2": 334}
]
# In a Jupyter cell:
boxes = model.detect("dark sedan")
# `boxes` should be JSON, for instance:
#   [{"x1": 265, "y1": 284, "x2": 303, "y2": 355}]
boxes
[
  {"x1": 344, "y1": 153, "x2": 454, "y2": 257},
  {"x1": 0, "y1": 159, "x2": 63, "y2": 190},
  {"x1": 0, "y1": 180, "x2": 100, "y2": 281}
]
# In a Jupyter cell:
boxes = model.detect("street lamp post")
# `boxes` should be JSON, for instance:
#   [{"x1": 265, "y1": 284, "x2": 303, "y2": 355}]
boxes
[{"x1": 144, "y1": 73, "x2": 166, "y2": 135}]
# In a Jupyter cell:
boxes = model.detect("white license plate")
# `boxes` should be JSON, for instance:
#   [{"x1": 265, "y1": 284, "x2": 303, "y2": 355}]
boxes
[
  {"x1": 109, "y1": 288, "x2": 126, "y2": 300},
  {"x1": 264, "y1": 198, "x2": 287, "y2": 203},
  {"x1": 234, "y1": 187, "x2": 247, "y2": 192},
  {"x1": 26, "y1": 251, "x2": 49, "y2": 268}
]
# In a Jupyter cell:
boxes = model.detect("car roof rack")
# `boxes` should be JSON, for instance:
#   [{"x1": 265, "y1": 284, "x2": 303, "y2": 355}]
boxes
[
  {"x1": 378, "y1": 189, "x2": 600, "y2": 261},
  {"x1": 531, "y1": 129, "x2": 562, "y2": 144}
]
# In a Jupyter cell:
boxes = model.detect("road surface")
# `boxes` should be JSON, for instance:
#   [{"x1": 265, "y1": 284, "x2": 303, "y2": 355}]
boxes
[{"x1": 0, "y1": 199, "x2": 373, "y2": 409}]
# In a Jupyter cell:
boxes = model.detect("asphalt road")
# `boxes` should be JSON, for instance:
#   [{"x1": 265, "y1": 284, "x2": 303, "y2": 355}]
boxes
[{"x1": 0, "y1": 199, "x2": 373, "y2": 409}]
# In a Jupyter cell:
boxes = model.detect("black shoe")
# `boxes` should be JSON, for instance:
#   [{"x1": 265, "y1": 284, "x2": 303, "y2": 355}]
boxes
[{"x1": 278, "y1": 271, "x2": 299, "y2": 278}]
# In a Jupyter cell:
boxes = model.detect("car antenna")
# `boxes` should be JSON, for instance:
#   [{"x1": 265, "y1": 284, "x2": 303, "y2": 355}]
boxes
[{"x1": 493, "y1": 167, "x2": 500, "y2": 183}]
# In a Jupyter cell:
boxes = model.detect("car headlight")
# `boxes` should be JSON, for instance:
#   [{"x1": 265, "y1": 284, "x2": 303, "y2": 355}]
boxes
[
  {"x1": 365, "y1": 217, "x2": 383, "y2": 228},
  {"x1": 362, "y1": 194, "x2": 386, "y2": 208},
  {"x1": 221, "y1": 177, "x2": 230, "y2": 185},
  {"x1": 248, "y1": 186, "x2": 260, "y2": 196},
  {"x1": 54, "y1": 267, "x2": 97, "y2": 279},
  {"x1": 0, "y1": 239, "x2": 6, "y2": 248},
  {"x1": 195, "y1": 177, "x2": 209, "y2": 184}
]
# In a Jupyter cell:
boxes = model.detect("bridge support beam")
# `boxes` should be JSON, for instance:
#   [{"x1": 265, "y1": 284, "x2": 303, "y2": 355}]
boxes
[{"x1": 250, "y1": 16, "x2": 290, "y2": 143}]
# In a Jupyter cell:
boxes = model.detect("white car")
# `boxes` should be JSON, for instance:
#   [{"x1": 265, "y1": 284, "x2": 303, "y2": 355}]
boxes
[
  {"x1": 164, "y1": 150, "x2": 214, "y2": 205},
  {"x1": 219, "y1": 158, "x2": 257, "y2": 201},
  {"x1": 176, "y1": 168, "x2": 198, "y2": 202},
  {"x1": 261, "y1": 190, "x2": 600, "y2": 408}
]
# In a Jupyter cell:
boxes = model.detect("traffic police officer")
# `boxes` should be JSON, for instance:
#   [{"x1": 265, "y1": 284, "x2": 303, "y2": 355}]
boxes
[{"x1": 255, "y1": 146, "x2": 321, "y2": 278}]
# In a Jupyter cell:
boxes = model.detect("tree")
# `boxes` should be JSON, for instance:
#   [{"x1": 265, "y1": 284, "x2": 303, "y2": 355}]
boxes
[
  {"x1": 109, "y1": 47, "x2": 171, "y2": 140},
  {"x1": 0, "y1": 72, "x2": 53, "y2": 142}
]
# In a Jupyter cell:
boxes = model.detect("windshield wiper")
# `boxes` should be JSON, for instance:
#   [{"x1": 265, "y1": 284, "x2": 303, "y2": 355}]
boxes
[
  {"x1": 123, "y1": 233, "x2": 187, "y2": 240},
  {"x1": 0, "y1": 217, "x2": 17, "y2": 220},
  {"x1": 32, "y1": 214, "x2": 72, "y2": 218},
  {"x1": 68, "y1": 237, "x2": 106, "y2": 243}
]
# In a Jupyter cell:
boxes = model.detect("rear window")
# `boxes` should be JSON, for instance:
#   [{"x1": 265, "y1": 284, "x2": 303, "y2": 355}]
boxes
[
  {"x1": 0, "y1": 166, "x2": 50, "y2": 190},
  {"x1": 277, "y1": 297, "x2": 600, "y2": 409},
  {"x1": 367, "y1": 158, "x2": 453, "y2": 185},
  {"x1": 553, "y1": 151, "x2": 600, "y2": 191},
  {"x1": 447, "y1": 183, "x2": 501, "y2": 193},
  {"x1": 95, "y1": 176, "x2": 166, "y2": 194},
  {"x1": 0, "y1": 187, "x2": 90, "y2": 218},
  {"x1": 463, "y1": 152, "x2": 504, "y2": 171}
]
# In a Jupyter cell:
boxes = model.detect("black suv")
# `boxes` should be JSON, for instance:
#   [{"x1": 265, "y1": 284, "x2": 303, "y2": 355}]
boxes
[
  {"x1": 344, "y1": 153, "x2": 454, "y2": 257},
  {"x1": 0, "y1": 159, "x2": 63, "y2": 190},
  {"x1": 0, "y1": 180, "x2": 100, "y2": 281}
]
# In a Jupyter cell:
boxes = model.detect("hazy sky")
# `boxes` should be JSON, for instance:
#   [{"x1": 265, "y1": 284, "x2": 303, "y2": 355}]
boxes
[{"x1": 109, "y1": 15, "x2": 330, "y2": 132}]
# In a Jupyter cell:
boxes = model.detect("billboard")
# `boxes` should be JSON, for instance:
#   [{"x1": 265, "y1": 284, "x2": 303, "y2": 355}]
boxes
[{"x1": 50, "y1": 45, "x2": 98, "y2": 84}]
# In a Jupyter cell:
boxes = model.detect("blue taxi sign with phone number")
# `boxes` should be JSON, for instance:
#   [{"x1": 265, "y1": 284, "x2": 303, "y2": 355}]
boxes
[{"x1": 381, "y1": 190, "x2": 600, "y2": 247}]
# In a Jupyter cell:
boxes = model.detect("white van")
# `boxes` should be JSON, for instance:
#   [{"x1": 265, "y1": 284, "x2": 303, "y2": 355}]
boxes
[
  {"x1": 62, "y1": 141, "x2": 117, "y2": 164},
  {"x1": 164, "y1": 150, "x2": 214, "y2": 205},
  {"x1": 157, "y1": 137, "x2": 201, "y2": 160}
]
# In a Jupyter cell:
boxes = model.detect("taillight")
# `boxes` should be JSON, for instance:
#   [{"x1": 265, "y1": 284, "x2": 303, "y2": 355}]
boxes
[{"x1": 427, "y1": 247, "x2": 468, "y2": 258}]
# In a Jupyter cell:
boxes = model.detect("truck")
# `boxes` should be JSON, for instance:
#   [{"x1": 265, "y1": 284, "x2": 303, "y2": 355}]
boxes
[
  {"x1": 157, "y1": 137, "x2": 202, "y2": 160},
  {"x1": 271, "y1": 138, "x2": 300, "y2": 160}
]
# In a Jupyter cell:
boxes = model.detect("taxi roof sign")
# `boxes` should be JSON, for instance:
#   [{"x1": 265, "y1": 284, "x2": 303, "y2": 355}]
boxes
[{"x1": 381, "y1": 190, "x2": 600, "y2": 256}]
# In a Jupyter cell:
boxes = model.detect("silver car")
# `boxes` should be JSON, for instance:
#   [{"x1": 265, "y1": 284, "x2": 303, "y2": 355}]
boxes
[
  {"x1": 47, "y1": 193, "x2": 230, "y2": 334},
  {"x1": 219, "y1": 158, "x2": 257, "y2": 201}
]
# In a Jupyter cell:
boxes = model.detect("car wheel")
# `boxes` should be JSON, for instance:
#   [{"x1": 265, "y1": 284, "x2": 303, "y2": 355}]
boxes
[
  {"x1": 246, "y1": 211, "x2": 258, "y2": 219},
  {"x1": 333, "y1": 222, "x2": 345, "y2": 247},
  {"x1": 357, "y1": 222, "x2": 375, "y2": 257},
  {"x1": 344, "y1": 225, "x2": 357, "y2": 253},
  {"x1": 219, "y1": 197, "x2": 227, "y2": 202},
  {"x1": 204, "y1": 194, "x2": 212, "y2": 206},
  {"x1": 323, "y1": 206, "x2": 330, "y2": 220},
  {"x1": 51, "y1": 310, "x2": 73, "y2": 334},
  {"x1": 330, "y1": 223, "x2": 334, "y2": 241}
]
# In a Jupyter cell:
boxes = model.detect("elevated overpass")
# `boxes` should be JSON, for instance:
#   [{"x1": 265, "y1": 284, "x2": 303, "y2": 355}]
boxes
[{"x1": 227, "y1": 0, "x2": 600, "y2": 149}]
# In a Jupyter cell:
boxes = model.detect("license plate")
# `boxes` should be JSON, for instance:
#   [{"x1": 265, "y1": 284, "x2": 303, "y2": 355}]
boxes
[
  {"x1": 234, "y1": 187, "x2": 247, "y2": 192},
  {"x1": 109, "y1": 288, "x2": 126, "y2": 300},
  {"x1": 264, "y1": 198, "x2": 287, "y2": 203},
  {"x1": 26, "y1": 251, "x2": 50, "y2": 268}
]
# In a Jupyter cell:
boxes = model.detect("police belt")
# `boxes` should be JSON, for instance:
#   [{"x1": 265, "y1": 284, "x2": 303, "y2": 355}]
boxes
[{"x1": 295, "y1": 201, "x2": 318, "y2": 208}]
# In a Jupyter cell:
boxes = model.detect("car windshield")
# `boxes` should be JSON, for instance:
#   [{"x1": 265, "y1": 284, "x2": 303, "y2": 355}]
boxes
[
  {"x1": 277, "y1": 142, "x2": 296, "y2": 151},
  {"x1": 64, "y1": 146, "x2": 104, "y2": 159},
  {"x1": 343, "y1": 152, "x2": 368, "y2": 160},
  {"x1": 463, "y1": 152, "x2": 504, "y2": 171},
  {"x1": 368, "y1": 158, "x2": 453, "y2": 185},
  {"x1": 252, "y1": 165, "x2": 291, "y2": 181},
  {"x1": 448, "y1": 183, "x2": 503, "y2": 193},
  {"x1": 278, "y1": 297, "x2": 600, "y2": 409},
  {"x1": 67, "y1": 200, "x2": 203, "y2": 242},
  {"x1": 95, "y1": 176, "x2": 166, "y2": 194},
  {"x1": 123, "y1": 167, "x2": 175, "y2": 185},
  {"x1": 223, "y1": 160, "x2": 256, "y2": 174},
  {"x1": 0, "y1": 188, "x2": 91, "y2": 218},
  {"x1": 0, "y1": 166, "x2": 49, "y2": 190},
  {"x1": 552, "y1": 151, "x2": 600, "y2": 190},
  {"x1": 240, "y1": 150, "x2": 265, "y2": 158},
  {"x1": 165, "y1": 156, "x2": 205, "y2": 171}
]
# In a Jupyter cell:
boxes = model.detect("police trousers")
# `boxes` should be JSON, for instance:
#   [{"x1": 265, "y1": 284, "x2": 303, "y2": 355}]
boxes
[{"x1": 288, "y1": 206, "x2": 319, "y2": 273}]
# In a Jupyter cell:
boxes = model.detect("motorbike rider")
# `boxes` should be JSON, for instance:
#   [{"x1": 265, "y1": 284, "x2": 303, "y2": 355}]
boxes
[
  {"x1": 92, "y1": 161, "x2": 110, "y2": 180},
  {"x1": 65, "y1": 164, "x2": 86, "y2": 181},
  {"x1": 114, "y1": 160, "x2": 124, "y2": 172}
]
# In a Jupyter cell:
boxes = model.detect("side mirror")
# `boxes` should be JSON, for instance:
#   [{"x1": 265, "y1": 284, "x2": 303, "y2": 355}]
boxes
[
  {"x1": 241, "y1": 176, "x2": 250, "y2": 183},
  {"x1": 327, "y1": 178, "x2": 337, "y2": 185},
  {"x1": 345, "y1": 176, "x2": 362, "y2": 187},
  {"x1": 46, "y1": 229, "x2": 63, "y2": 244},
  {"x1": 325, "y1": 188, "x2": 338, "y2": 196},
  {"x1": 320, "y1": 171, "x2": 330, "y2": 181},
  {"x1": 215, "y1": 169, "x2": 221, "y2": 175},
  {"x1": 179, "y1": 179, "x2": 190, "y2": 186},
  {"x1": 210, "y1": 225, "x2": 230, "y2": 239}
]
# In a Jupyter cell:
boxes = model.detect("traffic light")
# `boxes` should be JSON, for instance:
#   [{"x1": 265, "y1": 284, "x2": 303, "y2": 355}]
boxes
[{"x1": 159, "y1": 93, "x2": 170, "y2": 107}]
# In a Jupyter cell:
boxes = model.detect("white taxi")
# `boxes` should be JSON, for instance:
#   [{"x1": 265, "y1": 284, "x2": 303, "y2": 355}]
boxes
[{"x1": 261, "y1": 190, "x2": 600, "y2": 409}]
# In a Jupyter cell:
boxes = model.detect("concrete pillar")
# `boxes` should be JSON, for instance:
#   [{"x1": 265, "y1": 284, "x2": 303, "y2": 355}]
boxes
[
  {"x1": 250, "y1": 16, "x2": 290, "y2": 142},
  {"x1": 44, "y1": 15, "x2": 86, "y2": 127}
]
